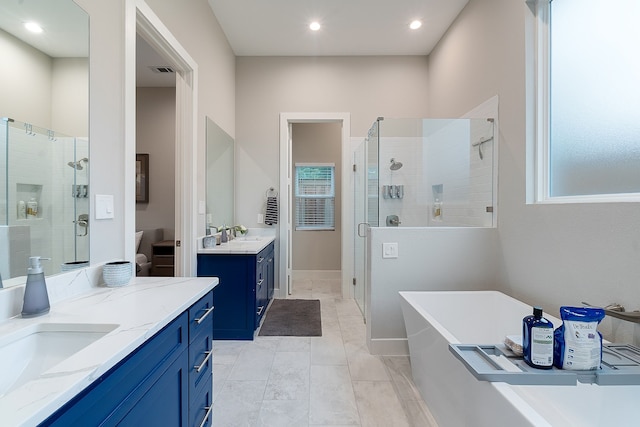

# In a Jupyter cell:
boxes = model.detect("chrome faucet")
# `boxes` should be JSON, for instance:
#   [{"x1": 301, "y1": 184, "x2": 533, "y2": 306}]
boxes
[{"x1": 582, "y1": 301, "x2": 640, "y2": 324}]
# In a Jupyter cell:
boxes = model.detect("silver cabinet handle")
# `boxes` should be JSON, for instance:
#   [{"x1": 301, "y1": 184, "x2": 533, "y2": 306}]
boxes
[
  {"x1": 195, "y1": 306, "x2": 214, "y2": 324},
  {"x1": 199, "y1": 405, "x2": 213, "y2": 427},
  {"x1": 257, "y1": 257, "x2": 264, "y2": 263},
  {"x1": 257, "y1": 306, "x2": 264, "y2": 316},
  {"x1": 194, "y1": 350, "x2": 213, "y2": 373},
  {"x1": 257, "y1": 279, "x2": 264, "y2": 287}
]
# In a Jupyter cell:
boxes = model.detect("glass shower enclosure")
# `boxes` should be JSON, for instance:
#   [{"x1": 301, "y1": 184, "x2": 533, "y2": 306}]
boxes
[
  {"x1": 353, "y1": 117, "x2": 496, "y2": 316},
  {"x1": 1, "y1": 118, "x2": 89, "y2": 279}
]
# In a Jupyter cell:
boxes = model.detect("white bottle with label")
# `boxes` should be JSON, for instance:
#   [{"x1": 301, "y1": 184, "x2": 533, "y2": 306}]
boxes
[{"x1": 26, "y1": 198, "x2": 38, "y2": 219}]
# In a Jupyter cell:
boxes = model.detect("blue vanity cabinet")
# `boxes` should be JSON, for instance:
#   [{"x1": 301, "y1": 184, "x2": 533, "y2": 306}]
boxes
[
  {"x1": 197, "y1": 242, "x2": 274, "y2": 340},
  {"x1": 255, "y1": 249, "x2": 269, "y2": 326},
  {"x1": 40, "y1": 291, "x2": 214, "y2": 427},
  {"x1": 266, "y1": 244, "x2": 275, "y2": 300}
]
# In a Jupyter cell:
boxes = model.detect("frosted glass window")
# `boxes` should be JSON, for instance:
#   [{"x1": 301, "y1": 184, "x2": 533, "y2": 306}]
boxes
[{"x1": 549, "y1": 0, "x2": 640, "y2": 197}]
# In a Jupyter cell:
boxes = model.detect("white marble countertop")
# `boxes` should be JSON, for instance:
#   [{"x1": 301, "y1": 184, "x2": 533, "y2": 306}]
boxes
[
  {"x1": 198, "y1": 235, "x2": 275, "y2": 255},
  {"x1": 0, "y1": 276, "x2": 218, "y2": 427}
]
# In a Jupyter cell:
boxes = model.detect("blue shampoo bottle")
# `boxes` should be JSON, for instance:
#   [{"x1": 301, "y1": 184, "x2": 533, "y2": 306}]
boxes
[{"x1": 522, "y1": 307, "x2": 554, "y2": 369}]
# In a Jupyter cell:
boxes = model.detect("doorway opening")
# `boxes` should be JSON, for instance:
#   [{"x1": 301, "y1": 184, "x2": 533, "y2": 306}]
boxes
[
  {"x1": 135, "y1": 34, "x2": 176, "y2": 276},
  {"x1": 278, "y1": 113, "x2": 352, "y2": 299},
  {"x1": 127, "y1": 1, "x2": 198, "y2": 275}
]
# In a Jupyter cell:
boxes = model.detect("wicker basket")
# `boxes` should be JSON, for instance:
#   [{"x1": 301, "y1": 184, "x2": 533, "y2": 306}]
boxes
[
  {"x1": 61, "y1": 261, "x2": 89, "y2": 272},
  {"x1": 103, "y1": 261, "x2": 132, "y2": 287}
]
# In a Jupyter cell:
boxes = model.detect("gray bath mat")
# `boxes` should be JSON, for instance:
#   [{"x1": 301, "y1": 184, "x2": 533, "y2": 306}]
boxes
[{"x1": 259, "y1": 299, "x2": 322, "y2": 337}]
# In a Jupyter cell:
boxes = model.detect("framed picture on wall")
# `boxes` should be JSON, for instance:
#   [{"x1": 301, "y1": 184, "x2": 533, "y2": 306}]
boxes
[{"x1": 136, "y1": 153, "x2": 149, "y2": 203}]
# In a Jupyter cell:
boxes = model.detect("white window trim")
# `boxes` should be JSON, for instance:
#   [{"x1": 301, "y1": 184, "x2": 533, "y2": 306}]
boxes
[
  {"x1": 294, "y1": 163, "x2": 336, "y2": 231},
  {"x1": 531, "y1": 0, "x2": 640, "y2": 204}
]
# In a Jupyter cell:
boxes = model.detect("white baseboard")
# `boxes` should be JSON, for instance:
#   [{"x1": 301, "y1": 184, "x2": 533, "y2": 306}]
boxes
[
  {"x1": 291, "y1": 270, "x2": 341, "y2": 280},
  {"x1": 368, "y1": 338, "x2": 409, "y2": 356}
]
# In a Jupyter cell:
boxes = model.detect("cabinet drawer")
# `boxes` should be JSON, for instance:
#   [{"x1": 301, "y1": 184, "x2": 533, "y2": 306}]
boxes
[
  {"x1": 153, "y1": 254, "x2": 175, "y2": 266},
  {"x1": 189, "y1": 329, "x2": 213, "y2": 399},
  {"x1": 189, "y1": 377, "x2": 213, "y2": 427},
  {"x1": 188, "y1": 291, "x2": 214, "y2": 343},
  {"x1": 151, "y1": 265, "x2": 175, "y2": 277}
]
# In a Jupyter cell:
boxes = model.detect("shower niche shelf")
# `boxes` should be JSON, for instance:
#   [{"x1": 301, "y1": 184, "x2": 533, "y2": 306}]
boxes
[{"x1": 16, "y1": 183, "x2": 43, "y2": 219}]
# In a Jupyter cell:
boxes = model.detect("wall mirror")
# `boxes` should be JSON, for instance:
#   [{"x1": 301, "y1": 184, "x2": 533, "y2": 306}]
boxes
[
  {"x1": 0, "y1": 0, "x2": 89, "y2": 286},
  {"x1": 205, "y1": 117, "x2": 234, "y2": 234}
]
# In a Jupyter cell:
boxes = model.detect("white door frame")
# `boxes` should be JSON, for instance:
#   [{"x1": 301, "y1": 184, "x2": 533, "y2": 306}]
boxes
[
  {"x1": 126, "y1": 0, "x2": 199, "y2": 275},
  {"x1": 278, "y1": 113, "x2": 352, "y2": 298}
]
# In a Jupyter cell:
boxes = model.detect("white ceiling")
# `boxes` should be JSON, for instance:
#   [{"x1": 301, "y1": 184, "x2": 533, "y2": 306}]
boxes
[
  {"x1": 0, "y1": 0, "x2": 88, "y2": 58},
  {"x1": 206, "y1": 0, "x2": 469, "y2": 56},
  {"x1": 0, "y1": 0, "x2": 469, "y2": 86},
  {"x1": 137, "y1": 0, "x2": 469, "y2": 86}
]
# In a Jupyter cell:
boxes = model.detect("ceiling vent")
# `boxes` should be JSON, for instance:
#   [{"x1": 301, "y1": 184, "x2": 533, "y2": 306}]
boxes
[{"x1": 149, "y1": 66, "x2": 175, "y2": 73}]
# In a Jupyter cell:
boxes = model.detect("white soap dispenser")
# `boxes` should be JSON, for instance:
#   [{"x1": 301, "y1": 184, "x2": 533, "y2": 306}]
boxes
[{"x1": 21, "y1": 256, "x2": 51, "y2": 317}]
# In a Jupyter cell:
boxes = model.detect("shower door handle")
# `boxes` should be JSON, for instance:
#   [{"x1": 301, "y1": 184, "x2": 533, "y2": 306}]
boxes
[{"x1": 357, "y1": 222, "x2": 369, "y2": 238}]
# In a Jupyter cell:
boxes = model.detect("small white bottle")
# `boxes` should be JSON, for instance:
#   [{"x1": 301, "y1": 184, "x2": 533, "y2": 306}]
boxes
[
  {"x1": 27, "y1": 198, "x2": 38, "y2": 219},
  {"x1": 18, "y1": 200, "x2": 26, "y2": 219}
]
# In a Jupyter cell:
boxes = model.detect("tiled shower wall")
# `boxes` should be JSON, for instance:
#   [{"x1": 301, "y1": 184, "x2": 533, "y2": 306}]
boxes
[
  {"x1": 1, "y1": 121, "x2": 88, "y2": 277},
  {"x1": 376, "y1": 119, "x2": 494, "y2": 228}
]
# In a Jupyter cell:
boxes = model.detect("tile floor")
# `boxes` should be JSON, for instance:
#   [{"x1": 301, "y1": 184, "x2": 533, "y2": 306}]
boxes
[{"x1": 212, "y1": 276, "x2": 438, "y2": 426}]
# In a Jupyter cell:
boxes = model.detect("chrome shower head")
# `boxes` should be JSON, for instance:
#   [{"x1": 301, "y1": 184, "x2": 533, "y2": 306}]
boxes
[
  {"x1": 67, "y1": 158, "x2": 88, "y2": 170},
  {"x1": 389, "y1": 158, "x2": 403, "y2": 170},
  {"x1": 67, "y1": 161, "x2": 82, "y2": 170}
]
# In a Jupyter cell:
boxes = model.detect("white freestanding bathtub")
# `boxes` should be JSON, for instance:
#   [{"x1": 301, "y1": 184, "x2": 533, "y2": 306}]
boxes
[{"x1": 399, "y1": 290, "x2": 640, "y2": 427}]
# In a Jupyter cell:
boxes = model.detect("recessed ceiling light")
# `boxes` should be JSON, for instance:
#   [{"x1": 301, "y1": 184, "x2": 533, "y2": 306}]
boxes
[
  {"x1": 409, "y1": 20, "x2": 422, "y2": 30},
  {"x1": 24, "y1": 22, "x2": 43, "y2": 33},
  {"x1": 309, "y1": 22, "x2": 321, "y2": 31}
]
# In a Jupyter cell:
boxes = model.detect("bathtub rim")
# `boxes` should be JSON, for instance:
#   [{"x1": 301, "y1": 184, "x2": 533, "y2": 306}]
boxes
[{"x1": 399, "y1": 290, "x2": 557, "y2": 427}]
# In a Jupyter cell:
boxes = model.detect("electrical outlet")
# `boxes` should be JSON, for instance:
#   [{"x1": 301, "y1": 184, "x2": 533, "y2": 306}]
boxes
[
  {"x1": 382, "y1": 242, "x2": 398, "y2": 259},
  {"x1": 257, "y1": 213, "x2": 264, "y2": 224}
]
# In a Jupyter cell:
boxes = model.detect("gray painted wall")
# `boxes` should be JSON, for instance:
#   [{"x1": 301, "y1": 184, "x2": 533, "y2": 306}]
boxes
[
  {"x1": 72, "y1": 0, "x2": 235, "y2": 264},
  {"x1": 291, "y1": 122, "x2": 342, "y2": 271},
  {"x1": 0, "y1": 29, "x2": 88, "y2": 136},
  {"x1": 235, "y1": 56, "x2": 430, "y2": 230},
  {"x1": 428, "y1": 0, "x2": 640, "y2": 343}
]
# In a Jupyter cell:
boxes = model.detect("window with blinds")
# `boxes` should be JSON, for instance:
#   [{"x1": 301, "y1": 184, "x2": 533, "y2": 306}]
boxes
[{"x1": 295, "y1": 163, "x2": 335, "y2": 230}]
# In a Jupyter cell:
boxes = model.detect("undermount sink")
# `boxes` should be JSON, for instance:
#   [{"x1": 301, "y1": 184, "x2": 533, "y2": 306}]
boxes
[{"x1": 0, "y1": 322, "x2": 118, "y2": 397}]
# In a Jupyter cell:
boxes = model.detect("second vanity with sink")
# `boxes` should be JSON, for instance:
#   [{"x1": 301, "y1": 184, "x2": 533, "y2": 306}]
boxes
[
  {"x1": 0, "y1": 271, "x2": 217, "y2": 427},
  {"x1": 197, "y1": 234, "x2": 275, "y2": 339}
]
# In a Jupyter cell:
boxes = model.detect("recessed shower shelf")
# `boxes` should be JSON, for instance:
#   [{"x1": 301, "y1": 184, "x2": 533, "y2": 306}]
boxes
[{"x1": 449, "y1": 343, "x2": 640, "y2": 386}]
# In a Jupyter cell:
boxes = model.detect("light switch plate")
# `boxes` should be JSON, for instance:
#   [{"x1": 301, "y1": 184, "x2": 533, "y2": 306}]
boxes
[
  {"x1": 382, "y1": 242, "x2": 398, "y2": 259},
  {"x1": 95, "y1": 194, "x2": 114, "y2": 219}
]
